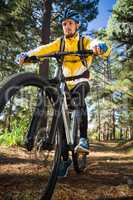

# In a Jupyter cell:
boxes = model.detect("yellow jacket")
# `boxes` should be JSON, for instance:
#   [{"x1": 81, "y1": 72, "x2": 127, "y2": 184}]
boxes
[{"x1": 27, "y1": 33, "x2": 111, "y2": 89}]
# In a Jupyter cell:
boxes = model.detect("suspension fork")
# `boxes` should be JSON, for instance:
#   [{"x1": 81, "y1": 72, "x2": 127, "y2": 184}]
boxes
[{"x1": 26, "y1": 89, "x2": 45, "y2": 141}]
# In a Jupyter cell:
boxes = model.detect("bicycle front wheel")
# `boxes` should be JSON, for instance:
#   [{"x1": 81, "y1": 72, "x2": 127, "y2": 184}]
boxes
[{"x1": 0, "y1": 72, "x2": 62, "y2": 200}]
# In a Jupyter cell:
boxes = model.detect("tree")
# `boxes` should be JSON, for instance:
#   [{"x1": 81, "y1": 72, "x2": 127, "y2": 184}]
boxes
[
  {"x1": 0, "y1": 0, "x2": 42, "y2": 79},
  {"x1": 107, "y1": 0, "x2": 133, "y2": 46},
  {"x1": 40, "y1": 0, "x2": 52, "y2": 77},
  {"x1": 51, "y1": 0, "x2": 99, "y2": 33},
  {"x1": 0, "y1": 0, "x2": 100, "y2": 79},
  {"x1": 107, "y1": 0, "x2": 133, "y2": 140}
]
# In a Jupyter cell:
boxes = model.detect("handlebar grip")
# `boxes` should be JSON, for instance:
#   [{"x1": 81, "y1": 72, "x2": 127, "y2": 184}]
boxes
[{"x1": 24, "y1": 56, "x2": 38, "y2": 62}]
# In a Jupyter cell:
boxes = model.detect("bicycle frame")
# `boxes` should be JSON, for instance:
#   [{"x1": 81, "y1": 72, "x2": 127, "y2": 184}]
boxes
[
  {"x1": 53, "y1": 60, "x2": 77, "y2": 147},
  {"x1": 40, "y1": 74, "x2": 77, "y2": 150}
]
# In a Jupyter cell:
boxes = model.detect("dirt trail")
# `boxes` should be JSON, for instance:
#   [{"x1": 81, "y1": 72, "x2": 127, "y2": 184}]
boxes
[{"x1": 0, "y1": 142, "x2": 133, "y2": 200}]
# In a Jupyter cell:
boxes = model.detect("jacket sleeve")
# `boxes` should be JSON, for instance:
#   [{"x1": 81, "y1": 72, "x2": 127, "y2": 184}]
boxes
[{"x1": 27, "y1": 38, "x2": 61, "y2": 57}]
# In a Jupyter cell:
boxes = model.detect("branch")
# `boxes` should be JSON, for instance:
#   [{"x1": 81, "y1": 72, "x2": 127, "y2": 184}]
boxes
[{"x1": 112, "y1": 9, "x2": 133, "y2": 23}]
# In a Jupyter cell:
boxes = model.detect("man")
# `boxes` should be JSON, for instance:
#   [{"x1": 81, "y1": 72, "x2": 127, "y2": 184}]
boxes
[{"x1": 18, "y1": 10, "x2": 110, "y2": 177}]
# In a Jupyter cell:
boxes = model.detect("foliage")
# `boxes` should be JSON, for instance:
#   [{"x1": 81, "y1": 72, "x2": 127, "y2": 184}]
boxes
[
  {"x1": 105, "y1": 0, "x2": 133, "y2": 139},
  {"x1": 0, "y1": 119, "x2": 27, "y2": 146},
  {"x1": 0, "y1": 0, "x2": 42, "y2": 79},
  {"x1": 87, "y1": 12, "x2": 133, "y2": 140},
  {"x1": 1, "y1": 0, "x2": 132, "y2": 143},
  {"x1": 51, "y1": 0, "x2": 99, "y2": 34},
  {"x1": 107, "y1": 0, "x2": 133, "y2": 45},
  {"x1": 0, "y1": 0, "x2": 99, "y2": 80}
]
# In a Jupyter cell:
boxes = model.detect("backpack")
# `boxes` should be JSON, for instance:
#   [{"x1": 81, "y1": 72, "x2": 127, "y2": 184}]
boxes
[{"x1": 59, "y1": 35, "x2": 88, "y2": 68}]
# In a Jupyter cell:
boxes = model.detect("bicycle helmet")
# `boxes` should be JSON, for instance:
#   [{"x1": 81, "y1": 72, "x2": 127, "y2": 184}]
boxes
[{"x1": 61, "y1": 9, "x2": 80, "y2": 23}]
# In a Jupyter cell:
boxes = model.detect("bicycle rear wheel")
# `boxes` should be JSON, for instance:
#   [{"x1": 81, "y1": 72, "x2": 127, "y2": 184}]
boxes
[
  {"x1": 0, "y1": 72, "x2": 62, "y2": 200},
  {"x1": 72, "y1": 111, "x2": 87, "y2": 174}
]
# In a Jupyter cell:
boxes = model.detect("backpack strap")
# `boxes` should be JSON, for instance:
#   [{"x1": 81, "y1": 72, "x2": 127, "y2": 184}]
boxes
[
  {"x1": 78, "y1": 35, "x2": 88, "y2": 67},
  {"x1": 60, "y1": 36, "x2": 65, "y2": 52},
  {"x1": 59, "y1": 36, "x2": 65, "y2": 64}
]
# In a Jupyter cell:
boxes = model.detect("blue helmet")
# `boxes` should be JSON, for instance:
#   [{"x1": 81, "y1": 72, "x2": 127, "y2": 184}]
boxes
[{"x1": 61, "y1": 9, "x2": 80, "y2": 24}]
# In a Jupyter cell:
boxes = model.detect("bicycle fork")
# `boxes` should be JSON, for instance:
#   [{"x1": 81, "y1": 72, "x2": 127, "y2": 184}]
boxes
[
  {"x1": 59, "y1": 82, "x2": 79, "y2": 148},
  {"x1": 61, "y1": 94, "x2": 79, "y2": 148}
]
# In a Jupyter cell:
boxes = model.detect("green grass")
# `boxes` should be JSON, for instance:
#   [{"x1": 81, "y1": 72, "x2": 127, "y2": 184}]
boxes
[
  {"x1": 127, "y1": 146, "x2": 133, "y2": 153},
  {"x1": 0, "y1": 119, "x2": 27, "y2": 146}
]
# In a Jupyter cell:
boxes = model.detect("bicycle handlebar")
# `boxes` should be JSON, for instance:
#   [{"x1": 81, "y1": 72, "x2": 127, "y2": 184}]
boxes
[
  {"x1": 40, "y1": 50, "x2": 93, "y2": 58},
  {"x1": 24, "y1": 50, "x2": 94, "y2": 63}
]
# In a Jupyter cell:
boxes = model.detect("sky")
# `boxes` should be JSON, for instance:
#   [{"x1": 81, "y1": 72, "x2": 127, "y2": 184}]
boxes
[{"x1": 87, "y1": 0, "x2": 116, "y2": 31}]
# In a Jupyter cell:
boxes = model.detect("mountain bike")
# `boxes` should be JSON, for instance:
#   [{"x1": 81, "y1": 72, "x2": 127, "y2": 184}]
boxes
[{"x1": 0, "y1": 50, "x2": 93, "y2": 200}]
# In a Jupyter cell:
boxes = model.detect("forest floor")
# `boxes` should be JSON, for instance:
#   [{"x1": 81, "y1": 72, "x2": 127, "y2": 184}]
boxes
[{"x1": 0, "y1": 141, "x2": 133, "y2": 200}]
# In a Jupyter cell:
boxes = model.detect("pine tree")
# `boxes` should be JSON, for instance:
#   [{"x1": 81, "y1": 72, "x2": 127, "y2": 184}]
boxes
[
  {"x1": 0, "y1": 0, "x2": 99, "y2": 78},
  {"x1": 107, "y1": 0, "x2": 133, "y2": 140}
]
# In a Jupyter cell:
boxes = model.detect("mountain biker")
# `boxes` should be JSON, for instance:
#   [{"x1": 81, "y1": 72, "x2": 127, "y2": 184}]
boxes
[{"x1": 18, "y1": 9, "x2": 111, "y2": 177}]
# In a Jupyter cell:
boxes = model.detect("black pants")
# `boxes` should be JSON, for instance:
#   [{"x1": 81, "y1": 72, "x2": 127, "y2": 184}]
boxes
[{"x1": 61, "y1": 81, "x2": 90, "y2": 161}]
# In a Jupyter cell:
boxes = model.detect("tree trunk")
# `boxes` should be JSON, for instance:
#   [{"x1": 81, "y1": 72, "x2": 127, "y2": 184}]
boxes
[
  {"x1": 120, "y1": 127, "x2": 123, "y2": 140},
  {"x1": 39, "y1": 0, "x2": 52, "y2": 78},
  {"x1": 130, "y1": 125, "x2": 133, "y2": 140},
  {"x1": 39, "y1": 0, "x2": 52, "y2": 133},
  {"x1": 7, "y1": 99, "x2": 14, "y2": 132},
  {"x1": 96, "y1": 86, "x2": 101, "y2": 141},
  {"x1": 112, "y1": 108, "x2": 116, "y2": 140},
  {"x1": 103, "y1": 121, "x2": 110, "y2": 141}
]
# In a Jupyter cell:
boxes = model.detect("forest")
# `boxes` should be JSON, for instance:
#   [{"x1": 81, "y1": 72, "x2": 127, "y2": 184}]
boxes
[{"x1": 0, "y1": 0, "x2": 133, "y2": 200}]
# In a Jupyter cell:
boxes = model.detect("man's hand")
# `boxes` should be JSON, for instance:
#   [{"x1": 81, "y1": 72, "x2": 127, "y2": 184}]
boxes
[
  {"x1": 92, "y1": 43, "x2": 108, "y2": 56},
  {"x1": 15, "y1": 52, "x2": 28, "y2": 65}
]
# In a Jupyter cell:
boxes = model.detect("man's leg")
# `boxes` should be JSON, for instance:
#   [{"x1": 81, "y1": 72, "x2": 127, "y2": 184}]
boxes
[{"x1": 70, "y1": 82, "x2": 90, "y2": 153}]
